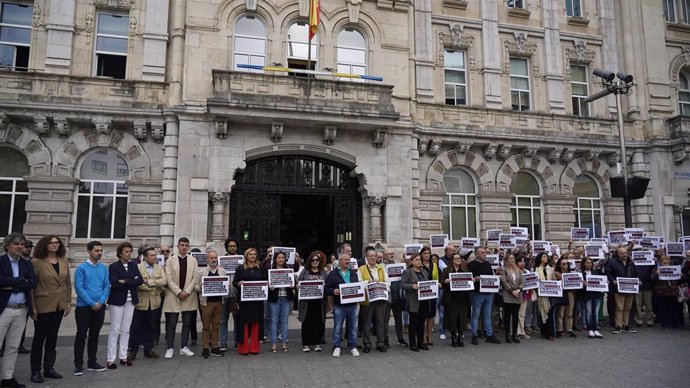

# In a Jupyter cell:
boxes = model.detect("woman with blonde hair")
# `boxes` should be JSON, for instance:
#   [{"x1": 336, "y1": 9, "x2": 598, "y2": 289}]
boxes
[{"x1": 232, "y1": 248, "x2": 267, "y2": 355}]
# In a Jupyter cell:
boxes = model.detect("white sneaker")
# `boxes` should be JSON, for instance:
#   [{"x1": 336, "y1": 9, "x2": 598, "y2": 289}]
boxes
[
  {"x1": 350, "y1": 348, "x2": 360, "y2": 357},
  {"x1": 332, "y1": 347, "x2": 341, "y2": 357},
  {"x1": 180, "y1": 346, "x2": 194, "y2": 356},
  {"x1": 588, "y1": 330, "x2": 595, "y2": 338},
  {"x1": 314, "y1": 345, "x2": 322, "y2": 352},
  {"x1": 302, "y1": 346, "x2": 311, "y2": 352},
  {"x1": 439, "y1": 333, "x2": 447, "y2": 340},
  {"x1": 164, "y1": 348, "x2": 174, "y2": 359},
  {"x1": 593, "y1": 331, "x2": 603, "y2": 338}
]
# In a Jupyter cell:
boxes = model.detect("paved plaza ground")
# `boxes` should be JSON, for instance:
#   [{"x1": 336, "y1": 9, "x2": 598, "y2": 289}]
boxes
[{"x1": 13, "y1": 313, "x2": 690, "y2": 388}]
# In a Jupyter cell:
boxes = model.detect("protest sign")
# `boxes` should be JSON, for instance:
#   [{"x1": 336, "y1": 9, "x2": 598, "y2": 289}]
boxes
[
  {"x1": 386, "y1": 263, "x2": 406, "y2": 282},
  {"x1": 201, "y1": 276, "x2": 230, "y2": 297},
  {"x1": 430, "y1": 234, "x2": 449, "y2": 249},
  {"x1": 624, "y1": 228, "x2": 644, "y2": 243},
  {"x1": 486, "y1": 254, "x2": 500, "y2": 270},
  {"x1": 549, "y1": 244, "x2": 562, "y2": 258},
  {"x1": 272, "y1": 247, "x2": 297, "y2": 265},
  {"x1": 584, "y1": 245, "x2": 604, "y2": 260},
  {"x1": 487, "y1": 229, "x2": 502, "y2": 243},
  {"x1": 538, "y1": 280, "x2": 563, "y2": 297},
  {"x1": 683, "y1": 239, "x2": 690, "y2": 253},
  {"x1": 516, "y1": 237, "x2": 530, "y2": 247},
  {"x1": 339, "y1": 282, "x2": 367, "y2": 304},
  {"x1": 479, "y1": 275, "x2": 500, "y2": 293},
  {"x1": 268, "y1": 268, "x2": 295, "y2": 288},
  {"x1": 461, "y1": 238, "x2": 480, "y2": 250},
  {"x1": 567, "y1": 259, "x2": 581, "y2": 271},
  {"x1": 608, "y1": 230, "x2": 627, "y2": 245},
  {"x1": 522, "y1": 272, "x2": 539, "y2": 290},
  {"x1": 666, "y1": 242, "x2": 685, "y2": 257},
  {"x1": 590, "y1": 238, "x2": 608, "y2": 246},
  {"x1": 418, "y1": 280, "x2": 439, "y2": 300},
  {"x1": 499, "y1": 234, "x2": 516, "y2": 249},
  {"x1": 570, "y1": 227, "x2": 590, "y2": 241},
  {"x1": 156, "y1": 254, "x2": 165, "y2": 267},
  {"x1": 585, "y1": 274, "x2": 609, "y2": 292},
  {"x1": 616, "y1": 277, "x2": 640, "y2": 294},
  {"x1": 658, "y1": 265, "x2": 682, "y2": 281},
  {"x1": 191, "y1": 252, "x2": 208, "y2": 267},
  {"x1": 404, "y1": 244, "x2": 424, "y2": 259},
  {"x1": 366, "y1": 282, "x2": 389, "y2": 302},
  {"x1": 640, "y1": 237, "x2": 662, "y2": 250},
  {"x1": 298, "y1": 280, "x2": 324, "y2": 300},
  {"x1": 349, "y1": 258, "x2": 359, "y2": 270},
  {"x1": 218, "y1": 255, "x2": 243, "y2": 274},
  {"x1": 449, "y1": 272, "x2": 474, "y2": 291},
  {"x1": 531, "y1": 241, "x2": 551, "y2": 257},
  {"x1": 631, "y1": 251, "x2": 655, "y2": 266},
  {"x1": 562, "y1": 272, "x2": 584, "y2": 290},
  {"x1": 241, "y1": 281, "x2": 268, "y2": 301},
  {"x1": 510, "y1": 227, "x2": 529, "y2": 238}
]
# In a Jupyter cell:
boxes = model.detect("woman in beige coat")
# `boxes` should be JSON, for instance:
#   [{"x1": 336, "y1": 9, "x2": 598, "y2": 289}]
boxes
[
  {"x1": 30, "y1": 235, "x2": 71, "y2": 382},
  {"x1": 500, "y1": 254, "x2": 524, "y2": 344}
]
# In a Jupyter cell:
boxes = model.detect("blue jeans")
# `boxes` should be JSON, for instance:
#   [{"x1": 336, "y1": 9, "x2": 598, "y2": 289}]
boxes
[
  {"x1": 220, "y1": 299, "x2": 230, "y2": 347},
  {"x1": 332, "y1": 304, "x2": 358, "y2": 350},
  {"x1": 470, "y1": 293, "x2": 494, "y2": 336},
  {"x1": 584, "y1": 297, "x2": 602, "y2": 330},
  {"x1": 269, "y1": 296, "x2": 291, "y2": 345}
]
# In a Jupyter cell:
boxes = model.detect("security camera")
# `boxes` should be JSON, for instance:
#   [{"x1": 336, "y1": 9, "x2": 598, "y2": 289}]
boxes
[
  {"x1": 616, "y1": 72, "x2": 633, "y2": 84},
  {"x1": 593, "y1": 68, "x2": 616, "y2": 82}
]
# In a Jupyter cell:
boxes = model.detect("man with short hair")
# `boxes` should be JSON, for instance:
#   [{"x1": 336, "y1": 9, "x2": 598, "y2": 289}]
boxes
[
  {"x1": 383, "y1": 249, "x2": 407, "y2": 348},
  {"x1": 220, "y1": 238, "x2": 239, "y2": 351},
  {"x1": 325, "y1": 254, "x2": 360, "y2": 358},
  {"x1": 606, "y1": 246, "x2": 638, "y2": 334},
  {"x1": 129, "y1": 247, "x2": 167, "y2": 360},
  {"x1": 73, "y1": 241, "x2": 110, "y2": 376},
  {"x1": 16, "y1": 239, "x2": 33, "y2": 355},
  {"x1": 0, "y1": 233, "x2": 36, "y2": 388},
  {"x1": 375, "y1": 251, "x2": 384, "y2": 264},
  {"x1": 196, "y1": 250, "x2": 227, "y2": 358},
  {"x1": 162, "y1": 238, "x2": 199, "y2": 358},
  {"x1": 468, "y1": 247, "x2": 501, "y2": 345}
]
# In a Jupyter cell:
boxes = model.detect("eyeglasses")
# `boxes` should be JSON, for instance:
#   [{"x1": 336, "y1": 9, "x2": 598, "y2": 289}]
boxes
[
  {"x1": 161, "y1": 250, "x2": 170, "y2": 253},
  {"x1": 310, "y1": 258, "x2": 320, "y2": 262}
]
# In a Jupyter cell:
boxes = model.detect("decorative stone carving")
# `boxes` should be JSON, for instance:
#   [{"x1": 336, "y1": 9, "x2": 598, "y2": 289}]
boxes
[
  {"x1": 560, "y1": 149, "x2": 575, "y2": 165},
  {"x1": 455, "y1": 139, "x2": 473, "y2": 154},
  {"x1": 503, "y1": 32, "x2": 537, "y2": 73},
  {"x1": 0, "y1": 113, "x2": 7, "y2": 130},
  {"x1": 607, "y1": 153, "x2": 621, "y2": 167},
  {"x1": 673, "y1": 146, "x2": 690, "y2": 165},
  {"x1": 90, "y1": 0, "x2": 135, "y2": 11},
  {"x1": 548, "y1": 148, "x2": 562, "y2": 164},
  {"x1": 209, "y1": 189, "x2": 230, "y2": 204},
  {"x1": 496, "y1": 144, "x2": 512, "y2": 161},
  {"x1": 450, "y1": 23, "x2": 463, "y2": 48},
  {"x1": 438, "y1": 25, "x2": 476, "y2": 70},
  {"x1": 92, "y1": 117, "x2": 111, "y2": 134},
  {"x1": 418, "y1": 138, "x2": 429, "y2": 156},
  {"x1": 128, "y1": 15, "x2": 137, "y2": 37},
  {"x1": 34, "y1": 115, "x2": 49, "y2": 137},
  {"x1": 323, "y1": 126, "x2": 337, "y2": 146},
  {"x1": 373, "y1": 129, "x2": 387, "y2": 148},
  {"x1": 32, "y1": 5, "x2": 41, "y2": 27},
  {"x1": 428, "y1": 138, "x2": 442, "y2": 156},
  {"x1": 150, "y1": 120, "x2": 164, "y2": 143},
  {"x1": 133, "y1": 119, "x2": 147, "y2": 141},
  {"x1": 587, "y1": 148, "x2": 601, "y2": 161},
  {"x1": 346, "y1": 0, "x2": 363, "y2": 23},
  {"x1": 483, "y1": 144, "x2": 497, "y2": 160},
  {"x1": 297, "y1": 0, "x2": 309, "y2": 17},
  {"x1": 53, "y1": 116, "x2": 70, "y2": 138},
  {"x1": 513, "y1": 32, "x2": 528, "y2": 55},
  {"x1": 564, "y1": 40, "x2": 596, "y2": 82},
  {"x1": 209, "y1": 188, "x2": 230, "y2": 240},
  {"x1": 367, "y1": 195, "x2": 386, "y2": 242},
  {"x1": 522, "y1": 145, "x2": 539, "y2": 157},
  {"x1": 215, "y1": 120, "x2": 228, "y2": 139},
  {"x1": 367, "y1": 196, "x2": 386, "y2": 208},
  {"x1": 245, "y1": 0, "x2": 258, "y2": 11},
  {"x1": 271, "y1": 122, "x2": 283, "y2": 143},
  {"x1": 84, "y1": 11, "x2": 94, "y2": 33}
]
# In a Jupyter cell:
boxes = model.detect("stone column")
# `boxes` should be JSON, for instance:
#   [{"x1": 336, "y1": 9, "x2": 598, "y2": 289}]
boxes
[
  {"x1": 45, "y1": 0, "x2": 76, "y2": 74},
  {"x1": 480, "y1": 0, "x2": 502, "y2": 109},
  {"x1": 413, "y1": 0, "x2": 434, "y2": 102},
  {"x1": 542, "y1": 0, "x2": 565, "y2": 114},
  {"x1": 368, "y1": 196, "x2": 386, "y2": 242},
  {"x1": 476, "y1": 191, "x2": 512, "y2": 244},
  {"x1": 159, "y1": 113, "x2": 179, "y2": 246},
  {"x1": 209, "y1": 189, "x2": 229, "y2": 240},
  {"x1": 542, "y1": 193, "x2": 576, "y2": 246},
  {"x1": 597, "y1": 0, "x2": 620, "y2": 115},
  {"x1": 22, "y1": 176, "x2": 78, "y2": 240},
  {"x1": 142, "y1": 0, "x2": 169, "y2": 81}
]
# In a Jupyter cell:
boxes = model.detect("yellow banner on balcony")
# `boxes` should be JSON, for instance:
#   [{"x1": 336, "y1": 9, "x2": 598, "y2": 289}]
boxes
[{"x1": 309, "y1": 0, "x2": 320, "y2": 41}]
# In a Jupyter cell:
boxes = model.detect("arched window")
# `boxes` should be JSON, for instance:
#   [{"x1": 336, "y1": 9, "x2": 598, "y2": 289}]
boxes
[
  {"x1": 680, "y1": 71, "x2": 690, "y2": 116},
  {"x1": 510, "y1": 171, "x2": 542, "y2": 240},
  {"x1": 287, "y1": 21, "x2": 317, "y2": 70},
  {"x1": 441, "y1": 168, "x2": 478, "y2": 239},
  {"x1": 337, "y1": 28, "x2": 366, "y2": 77},
  {"x1": 233, "y1": 15, "x2": 266, "y2": 72},
  {"x1": 0, "y1": 147, "x2": 28, "y2": 236},
  {"x1": 75, "y1": 149, "x2": 128, "y2": 239},
  {"x1": 573, "y1": 174, "x2": 603, "y2": 238}
]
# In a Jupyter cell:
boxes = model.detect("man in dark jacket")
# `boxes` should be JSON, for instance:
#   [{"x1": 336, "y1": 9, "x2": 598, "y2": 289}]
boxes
[
  {"x1": 605, "y1": 246, "x2": 638, "y2": 334},
  {"x1": 325, "y1": 254, "x2": 361, "y2": 358}
]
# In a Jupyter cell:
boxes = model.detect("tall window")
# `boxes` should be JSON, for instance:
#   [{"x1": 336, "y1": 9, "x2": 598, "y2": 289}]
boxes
[
  {"x1": 510, "y1": 57, "x2": 530, "y2": 111},
  {"x1": 0, "y1": 2, "x2": 32, "y2": 71},
  {"x1": 75, "y1": 149, "x2": 129, "y2": 239},
  {"x1": 233, "y1": 15, "x2": 266, "y2": 72},
  {"x1": 336, "y1": 28, "x2": 367, "y2": 77},
  {"x1": 510, "y1": 171, "x2": 542, "y2": 240},
  {"x1": 680, "y1": 71, "x2": 690, "y2": 116},
  {"x1": 441, "y1": 168, "x2": 478, "y2": 239},
  {"x1": 94, "y1": 13, "x2": 128, "y2": 79},
  {"x1": 287, "y1": 22, "x2": 317, "y2": 70},
  {"x1": 684, "y1": 0, "x2": 690, "y2": 22},
  {"x1": 507, "y1": 0, "x2": 526, "y2": 9},
  {"x1": 565, "y1": 0, "x2": 582, "y2": 17},
  {"x1": 573, "y1": 174, "x2": 603, "y2": 238},
  {"x1": 0, "y1": 147, "x2": 28, "y2": 237},
  {"x1": 665, "y1": 0, "x2": 677, "y2": 22},
  {"x1": 571, "y1": 64, "x2": 589, "y2": 117},
  {"x1": 444, "y1": 50, "x2": 467, "y2": 106}
]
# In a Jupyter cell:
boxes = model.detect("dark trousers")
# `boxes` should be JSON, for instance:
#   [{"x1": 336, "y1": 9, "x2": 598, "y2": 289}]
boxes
[
  {"x1": 408, "y1": 301, "x2": 429, "y2": 348},
  {"x1": 657, "y1": 295, "x2": 680, "y2": 328},
  {"x1": 503, "y1": 303, "x2": 520, "y2": 337},
  {"x1": 130, "y1": 307, "x2": 157, "y2": 353},
  {"x1": 361, "y1": 301, "x2": 386, "y2": 347},
  {"x1": 190, "y1": 309, "x2": 198, "y2": 342},
  {"x1": 385, "y1": 298, "x2": 405, "y2": 342},
  {"x1": 165, "y1": 311, "x2": 195, "y2": 349},
  {"x1": 31, "y1": 310, "x2": 64, "y2": 372},
  {"x1": 74, "y1": 306, "x2": 106, "y2": 368},
  {"x1": 153, "y1": 294, "x2": 164, "y2": 343},
  {"x1": 301, "y1": 305, "x2": 325, "y2": 347}
]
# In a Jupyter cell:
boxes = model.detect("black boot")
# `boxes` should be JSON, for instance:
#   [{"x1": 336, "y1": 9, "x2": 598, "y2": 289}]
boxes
[
  {"x1": 505, "y1": 332, "x2": 512, "y2": 343},
  {"x1": 458, "y1": 332, "x2": 465, "y2": 347},
  {"x1": 450, "y1": 331, "x2": 458, "y2": 347},
  {"x1": 512, "y1": 334, "x2": 520, "y2": 343}
]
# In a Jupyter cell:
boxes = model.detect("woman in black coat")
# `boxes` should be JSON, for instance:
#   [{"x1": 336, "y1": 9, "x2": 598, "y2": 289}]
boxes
[{"x1": 232, "y1": 248, "x2": 267, "y2": 355}]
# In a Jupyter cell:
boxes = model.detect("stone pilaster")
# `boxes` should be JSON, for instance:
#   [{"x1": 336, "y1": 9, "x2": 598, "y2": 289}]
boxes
[
  {"x1": 542, "y1": 0, "x2": 565, "y2": 114},
  {"x1": 209, "y1": 189, "x2": 229, "y2": 240},
  {"x1": 22, "y1": 176, "x2": 78, "y2": 240},
  {"x1": 477, "y1": 191, "x2": 512, "y2": 245},
  {"x1": 367, "y1": 196, "x2": 386, "y2": 242},
  {"x1": 159, "y1": 114, "x2": 179, "y2": 246},
  {"x1": 142, "y1": 0, "x2": 169, "y2": 81},
  {"x1": 542, "y1": 193, "x2": 576, "y2": 246},
  {"x1": 414, "y1": 0, "x2": 434, "y2": 102},
  {"x1": 45, "y1": 0, "x2": 76, "y2": 74},
  {"x1": 480, "y1": 0, "x2": 502, "y2": 109}
]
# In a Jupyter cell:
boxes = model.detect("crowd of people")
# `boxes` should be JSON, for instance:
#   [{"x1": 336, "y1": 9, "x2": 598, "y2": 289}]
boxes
[{"x1": 0, "y1": 232, "x2": 689, "y2": 387}]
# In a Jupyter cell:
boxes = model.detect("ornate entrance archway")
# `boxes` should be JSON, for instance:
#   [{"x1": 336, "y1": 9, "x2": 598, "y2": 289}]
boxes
[{"x1": 229, "y1": 155, "x2": 362, "y2": 257}]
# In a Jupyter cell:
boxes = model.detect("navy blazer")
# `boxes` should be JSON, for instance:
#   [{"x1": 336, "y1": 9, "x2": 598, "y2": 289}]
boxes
[
  {"x1": 107, "y1": 260, "x2": 143, "y2": 306},
  {"x1": 0, "y1": 254, "x2": 37, "y2": 313}
]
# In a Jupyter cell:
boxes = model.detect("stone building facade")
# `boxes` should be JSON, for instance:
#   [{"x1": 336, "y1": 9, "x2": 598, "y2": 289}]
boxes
[{"x1": 0, "y1": 0, "x2": 689, "y2": 260}]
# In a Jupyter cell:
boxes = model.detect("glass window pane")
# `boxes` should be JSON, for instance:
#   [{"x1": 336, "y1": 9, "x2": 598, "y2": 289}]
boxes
[
  {"x1": 442, "y1": 207, "x2": 450, "y2": 236},
  {"x1": 571, "y1": 65, "x2": 587, "y2": 82},
  {"x1": 235, "y1": 36, "x2": 265, "y2": 54},
  {"x1": 518, "y1": 209, "x2": 531, "y2": 225},
  {"x1": 533, "y1": 197, "x2": 540, "y2": 206},
  {"x1": 467, "y1": 195, "x2": 475, "y2": 205},
  {"x1": 451, "y1": 207, "x2": 466, "y2": 239},
  {"x1": 1, "y1": 3, "x2": 32, "y2": 26},
  {"x1": 450, "y1": 195, "x2": 465, "y2": 205},
  {"x1": 444, "y1": 51, "x2": 465, "y2": 69},
  {"x1": 10, "y1": 194, "x2": 26, "y2": 233},
  {"x1": 0, "y1": 26, "x2": 31, "y2": 44},
  {"x1": 116, "y1": 183, "x2": 128, "y2": 195},
  {"x1": 337, "y1": 47, "x2": 366, "y2": 64},
  {"x1": 236, "y1": 16, "x2": 266, "y2": 37},
  {"x1": 0, "y1": 44, "x2": 13, "y2": 68},
  {"x1": 96, "y1": 36, "x2": 128, "y2": 53},
  {"x1": 234, "y1": 53, "x2": 249, "y2": 68},
  {"x1": 97, "y1": 14, "x2": 128, "y2": 36},
  {"x1": 0, "y1": 194, "x2": 10, "y2": 236},
  {"x1": 445, "y1": 84, "x2": 455, "y2": 105},
  {"x1": 80, "y1": 150, "x2": 128, "y2": 181},
  {"x1": 79, "y1": 181, "x2": 91, "y2": 194},
  {"x1": 511, "y1": 77, "x2": 529, "y2": 90},
  {"x1": 445, "y1": 70, "x2": 465, "y2": 84},
  {"x1": 572, "y1": 83, "x2": 587, "y2": 96},
  {"x1": 511, "y1": 172, "x2": 540, "y2": 195},
  {"x1": 93, "y1": 182, "x2": 114, "y2": 195},
  {"x1": 75, "y1": 196, "x2": 90, "y2": 238},
  {"x1": 518, "y1": 197, "x2": 530, "y2": 206},
  {"x1": 250, "y1": 55, "x2": 265, "y2": 67},
  {"x1": 680, "y1": 91, "x2": 690, "y2": 102},
  {"x1": 0, "y1": 180, "x2": 12, "y2": 192},
  {"x1": 467, "y1": 207, "x2": 477, "y2": 237},
  {"x1": 90, "y1": 196, "x2": 113, "y2": 239},
  {"x1": 455, "y1": 85, "x2": 466, "y2": 104},
  {"x1": 338, "y1": 29, "x2": 365, "y2": 48},
  {"x1": 510, "y1": 58, "x2": 528, "y2": 76},
  {"x1": 15, "y1": 180, "x2": 27, "y2": 192},
  {"x1": 573, "y1": 174, "x2": 599, "y2": 196},
  {"x1": 443, "y1": 168, "x2": 475, "y2": 193},
  {"x1": 114, "y1": 197, "x2": 127, "y2": 238}
]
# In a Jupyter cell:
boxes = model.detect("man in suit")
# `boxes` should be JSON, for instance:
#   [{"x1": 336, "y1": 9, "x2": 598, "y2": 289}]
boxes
[
  {"x1": 129, "y1": 247, "x2": 167, "y2": 360},
  {"x1": 0, "y1": 233, "x2": 37, "y2": 388},
  {"x1": 162, "y1": 237, "x2": 199, "y2": 359}
]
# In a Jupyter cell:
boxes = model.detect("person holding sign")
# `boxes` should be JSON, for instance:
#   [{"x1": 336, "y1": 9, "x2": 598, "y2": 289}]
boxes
[
  {"x1": 419, "y1": 247, "x2": 439, "y2": 346},
  {"x1": 129, "y1": 247, "x2": 167, "y2": 361},
  {"x1": 195, "y1": 250, "x2": 227, "y2": 358},
  {"x1": 383, "y1": 250, "x2": 408, "y2": 348},
  {"x1": 325, "y1": 253, "x2": 361, "y2": 358},
  {"x1": 578, "y1": 257, "x2": 604, "y2": 338},
  {"x1": 358, "y1": 247, "x2": 391, "y2": 353},
  {"x1": 468, "y1": 247, "x2": 501, "y2": 345},
  {"x1": 651, "y1": 255, "x2": 681, "y2": 329},
  {"x1": 401, "y1": 254, "x2": 430, "y2": 351},
  {"x1": 232, "y1": 248, "x2": 267, "y2": 355},
  {"x1": 500, "y1": 255, "x2": 525, "y2": 344},
  {"x1": 439, "y1": 253, "x2": 470, "y2": 347},
  {"x1": 220, "y1": 238, "x2": 239, "y2": 352},
  {"x1": 534, "y1": 252, "x2": 555, "y2": 341},
  {"x1": 605, "y1": 247, "x2": 638, "y2": 334},
  {"x1": 297, "y1": 251, "x2": 328, "y2": 353},
  {"x1": 267, "y1": 252, "x2": 295, "y2": 352},
  {"x1": 553, "y1": 258, "x2": 576, "y2": 339}
]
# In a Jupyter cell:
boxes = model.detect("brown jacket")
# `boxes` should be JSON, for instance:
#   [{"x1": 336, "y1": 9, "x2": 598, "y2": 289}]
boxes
[
  {"x1": 135, "y1": 262, "x2": 167, "y2": 310},
  {"x1": 30, "y1": 257, "x2": 71, "y2": 314}
]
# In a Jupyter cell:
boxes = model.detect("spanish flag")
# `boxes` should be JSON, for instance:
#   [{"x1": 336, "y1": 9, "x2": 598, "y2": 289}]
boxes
[{"x1": 309, "y1": 0, "x2": 320, "y2": 41}]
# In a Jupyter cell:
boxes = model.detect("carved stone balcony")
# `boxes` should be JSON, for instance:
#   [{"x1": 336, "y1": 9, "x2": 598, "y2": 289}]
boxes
[
  {"x1": 667, "y1": 115, "x2": 690, "y2": 140},
  {"x1": 208, "y1": 70, "x2": 399, "y2": 130}
]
